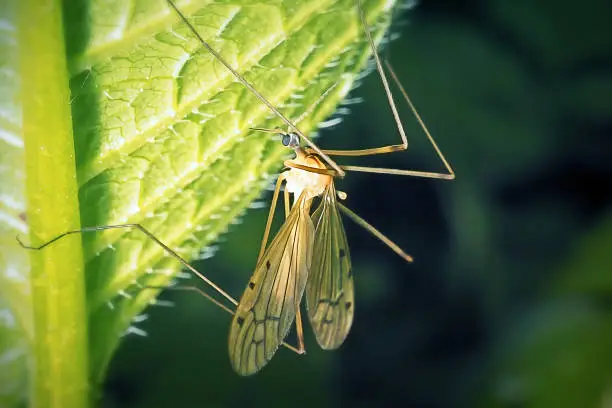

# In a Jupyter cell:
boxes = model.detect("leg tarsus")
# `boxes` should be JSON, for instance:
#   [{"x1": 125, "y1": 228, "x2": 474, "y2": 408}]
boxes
[
  {"x1": 142, "y1": 283, "x2": 302, "y2": 354},
  {"x1": 311, "y1": 0, "x2": 455, "y2": 180},
  {"x1": 17, "y1": 223, "x2": 239, "y2": 306},
  {"x1": 257, "y1": 174, "x2": 286, "y2": 262},
  {"x1": 338, "y1": 202, "x2": 413, "y2": 263}
]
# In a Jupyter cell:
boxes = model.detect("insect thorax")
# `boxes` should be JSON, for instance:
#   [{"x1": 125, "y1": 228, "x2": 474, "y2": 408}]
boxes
[{"x1": 285, "y1": 153, "x2": 332, "y2": 201}]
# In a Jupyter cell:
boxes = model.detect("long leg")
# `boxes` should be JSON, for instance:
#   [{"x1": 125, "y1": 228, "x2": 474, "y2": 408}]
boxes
[
  {"x1": 336, "y1": 60, "x2": 455, "y2": 179},
  {"x1": 314, "y1": 61, "x2": 455, "y2": 179},
  {"x1": 257, "y1": 173, "x2": 286, "y2": 262},
  {"x1": 19, "y1": 227, "x2": 305, "y2": 355},
  {"x1": 17, "y1": 224, "x2": 239, "y2": 307},
  {"x1": 143, "y1": 284, "x2": 235, "y2": 315},
  {"x1": 337, "y1": 202, "x2": 413, "y2": 262},
  {"x1": 165, "y1": 0, "x2": 345, "y2": 177},
  {"x1": 142, "y1": 284, "x2": 304, "y2": 354},
  {"x1": 317, "y1": 1, "x2": 455, "y2": 180},
  {"x1": 285, "y1": 159, "x2": 452, "y2": 180},
  {"x1": 320, "y1": 0, "x2": 407, "y2": 157},
  {"x1": 250, "y1": 0, "x2": 405, "y2": 160},
  {"x1": 340, "y1": 164, "x2": 454, "y2": 180}
]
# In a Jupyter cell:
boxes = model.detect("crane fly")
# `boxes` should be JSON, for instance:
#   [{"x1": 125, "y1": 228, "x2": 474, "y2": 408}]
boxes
[
  {"x1": 18, "y1": 0, "x2": 455, "y2": 376},
  {"x1": 220, "y1": 0, "x2": 455, "y2": 374}
]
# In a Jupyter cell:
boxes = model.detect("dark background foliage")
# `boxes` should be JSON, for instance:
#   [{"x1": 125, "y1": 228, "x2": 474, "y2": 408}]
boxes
[{"x1": 103, "y1": 0, "x2": 612, "y2": 407}]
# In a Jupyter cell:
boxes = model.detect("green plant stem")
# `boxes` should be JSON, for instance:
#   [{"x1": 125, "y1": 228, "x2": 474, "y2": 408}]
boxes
[{"x1": 18, "y1": 0, "x2": 89, "y2": 407}]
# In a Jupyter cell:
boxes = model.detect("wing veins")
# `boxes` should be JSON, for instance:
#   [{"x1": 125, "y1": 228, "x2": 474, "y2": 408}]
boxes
[
  {"x1": 230, "y1": 193, "x2": 313, "y2": 374},
  {"x1": 306, "y1": 185, "x2": 354, "y2": 349}
]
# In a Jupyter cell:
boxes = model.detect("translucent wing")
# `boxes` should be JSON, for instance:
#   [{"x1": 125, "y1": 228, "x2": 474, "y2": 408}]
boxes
[
  {"x1": 229, "y1": 192, "x2": 314, "y2": 375},
  {"x1": 306, "y1": 184, "x2": 354, "y2": 350}
]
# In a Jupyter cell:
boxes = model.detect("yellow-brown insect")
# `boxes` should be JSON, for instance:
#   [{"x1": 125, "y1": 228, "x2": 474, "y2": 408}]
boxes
[{"x1": 225, "y1": 0, "x2": 455, "y2": 375}]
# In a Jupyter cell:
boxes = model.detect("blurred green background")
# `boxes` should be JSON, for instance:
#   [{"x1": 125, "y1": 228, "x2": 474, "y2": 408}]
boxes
[{"x1": 102, "y1": 0, "x2": 612, "y2": 407}]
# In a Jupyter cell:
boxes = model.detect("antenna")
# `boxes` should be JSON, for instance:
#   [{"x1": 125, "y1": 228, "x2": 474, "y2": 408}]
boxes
[{"x1": 165, "y1": 0, "x2": 346, "y2": 177}]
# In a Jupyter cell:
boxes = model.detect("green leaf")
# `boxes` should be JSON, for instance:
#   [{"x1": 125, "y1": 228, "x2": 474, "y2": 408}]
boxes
[{"x1": 1, "y1": 0, "x2": 397, "y2": 406}]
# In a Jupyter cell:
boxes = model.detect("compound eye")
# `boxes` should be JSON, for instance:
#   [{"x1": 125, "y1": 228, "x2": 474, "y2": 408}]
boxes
[
  {"x1": 282, "y1": 132, "x2": 300, "y2": 147},
  {"x1": 281, "y1": 133, "x2": 292, "y2": 146}
]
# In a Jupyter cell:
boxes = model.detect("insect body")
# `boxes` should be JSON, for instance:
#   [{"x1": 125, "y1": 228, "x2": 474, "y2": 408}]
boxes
[
  {"x1": 229, "y1": 142, "x2": 329, "y2": 374},
  {"x1": 285, "y1": 138, "x2": 356, "y2": 351},
  {"x1": 228, "y1": 130, "x2": 416, "y2": 374}
]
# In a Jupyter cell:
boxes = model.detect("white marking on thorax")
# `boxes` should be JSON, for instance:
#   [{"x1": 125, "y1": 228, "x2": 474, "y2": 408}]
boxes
[{"x1": 284, "y1": 154, "x2": 331, "y2": 201}]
